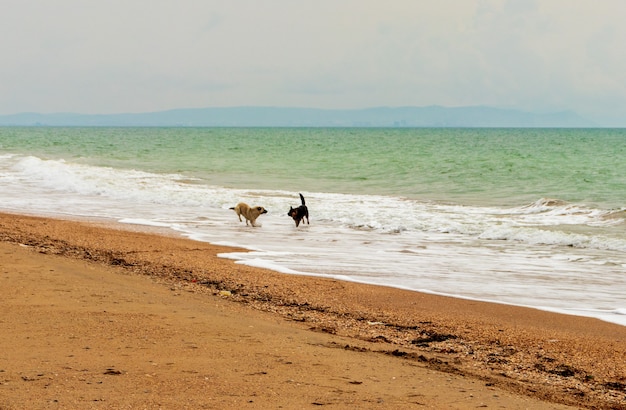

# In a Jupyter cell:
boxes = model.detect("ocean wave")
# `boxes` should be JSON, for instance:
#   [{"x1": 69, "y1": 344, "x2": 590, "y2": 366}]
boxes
[
  {"x1": 478, "y1": 225, "x2": 626, "y2": 252},
  {"x1": 3, "y1": 154, "x2": 626, "y2": 254}
]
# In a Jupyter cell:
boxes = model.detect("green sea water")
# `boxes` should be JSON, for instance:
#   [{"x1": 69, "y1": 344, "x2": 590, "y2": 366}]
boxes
[{"x1": 1, "y1": 126, "x2": 625, "y2": 209}]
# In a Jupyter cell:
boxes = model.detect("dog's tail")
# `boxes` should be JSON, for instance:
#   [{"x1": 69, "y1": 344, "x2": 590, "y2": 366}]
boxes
[{"x1": 299, "y1": 193, "x2": 305, "y2": 206}]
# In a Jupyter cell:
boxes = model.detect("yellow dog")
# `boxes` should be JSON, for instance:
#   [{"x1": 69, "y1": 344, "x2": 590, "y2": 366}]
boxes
[{"x1": 229, "y1": 202, "x2": 268, "y2": 227}]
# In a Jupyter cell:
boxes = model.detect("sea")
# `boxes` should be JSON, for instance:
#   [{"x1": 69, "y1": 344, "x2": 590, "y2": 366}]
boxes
[{"x1": 1, "y1": 126, "x2": 625, "y2": 326}]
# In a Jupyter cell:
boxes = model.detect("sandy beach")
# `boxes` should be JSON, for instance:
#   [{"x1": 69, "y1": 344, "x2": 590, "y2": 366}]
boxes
[{"x1": 0, "y1": 212, "x2": 625, "y2": 409}]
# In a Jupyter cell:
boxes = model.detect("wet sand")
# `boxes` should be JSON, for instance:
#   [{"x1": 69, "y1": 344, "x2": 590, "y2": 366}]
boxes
[{"x1": 0, "y1": 212, "x2": 625, "y2": 409}]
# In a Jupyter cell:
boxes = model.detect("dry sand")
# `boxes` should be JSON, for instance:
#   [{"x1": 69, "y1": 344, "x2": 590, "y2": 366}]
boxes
[{"x1": 0, "y1": 212, "x2": 625, "y2": 409}]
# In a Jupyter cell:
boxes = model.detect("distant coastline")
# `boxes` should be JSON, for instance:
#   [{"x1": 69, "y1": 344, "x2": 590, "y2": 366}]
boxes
[{"x1": 0, "y1": 105, "x2": 597, "y2": 128}]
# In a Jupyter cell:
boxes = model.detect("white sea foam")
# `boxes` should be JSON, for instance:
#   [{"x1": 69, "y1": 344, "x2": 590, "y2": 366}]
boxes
[{"x1": 1, "y1": 153, "x2": 625, "y2": 326}]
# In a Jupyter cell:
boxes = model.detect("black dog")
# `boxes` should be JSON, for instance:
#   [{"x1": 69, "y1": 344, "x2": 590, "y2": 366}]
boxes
[{"x1": 288, "y1": 193, "x2": 309, "y2": 227}]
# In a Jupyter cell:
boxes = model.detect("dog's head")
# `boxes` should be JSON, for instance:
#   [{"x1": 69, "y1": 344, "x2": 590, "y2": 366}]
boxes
[
  {"x1": 288, "y1": 206, "x2": 299, "y2": 219},
  {"x1": 249, "y1": 206, "x2": 268, "y2": 218}
]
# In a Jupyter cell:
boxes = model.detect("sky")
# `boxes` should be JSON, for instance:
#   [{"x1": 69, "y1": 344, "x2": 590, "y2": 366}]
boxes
[{"x1": 2, "y1": 0, "x2": 626, "y2": 126}]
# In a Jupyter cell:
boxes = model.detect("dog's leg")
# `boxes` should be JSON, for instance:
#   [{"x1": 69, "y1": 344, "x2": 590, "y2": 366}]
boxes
[{"x1": 231, "y1": 207, "x2": 243, "y2": 222}]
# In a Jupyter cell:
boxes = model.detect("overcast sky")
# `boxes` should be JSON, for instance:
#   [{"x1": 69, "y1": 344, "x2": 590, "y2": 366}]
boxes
[{"x1": 2, "y1": 1, "x2": 626, "y2": 125}]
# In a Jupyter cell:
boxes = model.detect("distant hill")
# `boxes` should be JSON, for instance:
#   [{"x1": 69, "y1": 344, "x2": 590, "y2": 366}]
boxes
[{"x1": 0, "y1": 106, "x2": 597, "y2": 127}]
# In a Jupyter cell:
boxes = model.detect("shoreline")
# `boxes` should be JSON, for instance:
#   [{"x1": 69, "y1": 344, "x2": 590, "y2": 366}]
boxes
[
  {"x1": 1, "y1": 211, "x2": 625, "y2": 408},
  {"x1": 115, "y1": 214, "x2": 626, "y2": 329}
]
